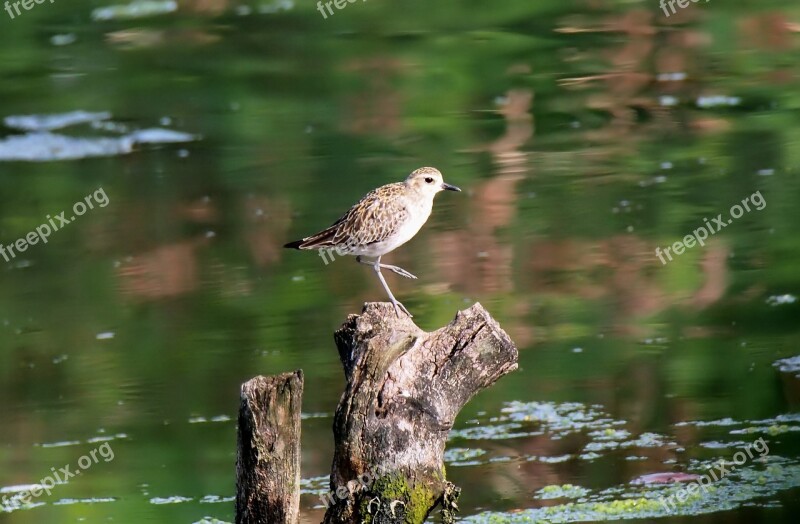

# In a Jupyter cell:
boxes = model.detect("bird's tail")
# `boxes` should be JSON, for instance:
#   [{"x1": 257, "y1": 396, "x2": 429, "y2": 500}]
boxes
[{"x1": 283, "y1": 226, "x2": 339, "y2": 250}]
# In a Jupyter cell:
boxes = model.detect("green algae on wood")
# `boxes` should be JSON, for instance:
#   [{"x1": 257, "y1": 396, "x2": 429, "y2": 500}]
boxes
[{"x1": 358, "y1": 474, "x2": 439, "y2": 524}]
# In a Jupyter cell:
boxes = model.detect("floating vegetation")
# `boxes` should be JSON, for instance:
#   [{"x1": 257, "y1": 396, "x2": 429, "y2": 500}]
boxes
[
  {"x1": 52, "y1": 497, "x2": 116, "y2": 505},
  {"x1": 623, "y1": 433, "x2": 670, "y2": 449},
  {"x1": 36, "y1": 433, "x2": 128, "y2": 448},
  {"x1": 188, "y1": 415, "x2": 231, "y2": 424},
  {"x1": 0, "y1": 111, "x2": 198, "y2": 162},
  {"x1": 300, "y1": 474, "x2": 330, "y2": 496},
  {"x1": 300, "y1": 412, "x2": 331, "y2": 420},
  {"x1": 535, "y1": 484, "x2": 590, "y2": 500},
  {"x1": 676, "y1": 413, "x2": 800, "y2": 439},
  {"x1": 449, "y1": 422, "x2": 535, "y2": 441},
  {"x1": 149, "y1": 496, "x2": 193, "y2": 504},
  {"x1": 257, "y1": 0, "x2": 294, "y2": 14},
  {"x1": 676, "y1": 413, "x2": 800, "y2": 438},
  {"x1": 444, "y1": 447, "x2": 487, "y2": 466},
  {"x1": 696, "y1": 95, "x2": 742, "y2": 108},
  {"x1": 91, "y1": 1, "x2": 178, "y2": 21},
  {"x1": 774, "y1": 355, "x2": 800, "y2": 378},
  {"x1": 730, "y1": 425, "x2": 800, "y2": 436},
  {"x1": 462, "y1": 456, "x2": 800, "y2": 523},
  {"x1": 37, "y1": 440, "x2": 81, "y2": 448},
  {"x1": 588, "y1": 429, "x2": 631, "y2": 441},
  {"x1": 501, "y1": 401, "x2": 627, "y2": 437},
  {"x1": 198, "y1": 495, "x2": 235, "y2": 504},
  {"x1": 449, "y1": 401, "x2": 674, "y2": 465},
  {"x1": 766, "y1": 294, "x2": 797, "y2": 306},
  {"x1": 0, "y1": 129, "x2": 197, "y2": 161},
  {"x1": 452, "y1": 399, "x2": 800, "y2": 522},
  {"x1": 539, "y1": 455, "x2": 572, "y2": 464},
  {"x1": 700, "y1": 440, "x2": 747, "y2": 449},
  {"x1": 4, "y1": 111, "x2": 111, "y2": 131},
  {"x1": 675, "y1": 417, "x2": 740, "y2": 428}
]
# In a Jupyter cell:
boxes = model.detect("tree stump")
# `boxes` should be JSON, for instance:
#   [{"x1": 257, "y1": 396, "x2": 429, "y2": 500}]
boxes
[
  {"x1": 236, "y1": 371, "x2": 303, "y2": 524},
  {"x1": 322, "y1": 303, "x2": 518, "y2": 524}
]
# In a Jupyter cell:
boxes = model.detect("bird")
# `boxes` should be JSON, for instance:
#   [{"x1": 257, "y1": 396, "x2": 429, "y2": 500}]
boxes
[{"x1": 284, "y1": 167, "x2": 461, "y2": 317}]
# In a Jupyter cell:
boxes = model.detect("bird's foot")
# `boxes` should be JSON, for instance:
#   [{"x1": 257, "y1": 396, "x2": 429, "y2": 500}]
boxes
[
  {"x1": 382, "y1": 264, "x2": 417, "y2": 280},
  {"x1": 391, "y1": 299, "x2": 413, "y2": 318}
]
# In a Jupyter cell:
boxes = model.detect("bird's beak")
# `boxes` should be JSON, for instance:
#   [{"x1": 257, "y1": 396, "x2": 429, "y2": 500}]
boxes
[{"x1": 441, "y1": 182, "x2": 461, "y2": 192}]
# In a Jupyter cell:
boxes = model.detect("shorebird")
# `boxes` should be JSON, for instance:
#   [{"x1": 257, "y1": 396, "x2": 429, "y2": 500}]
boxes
[{"x1": 284, "y1": 167, "x2": 461, "y2": 317}]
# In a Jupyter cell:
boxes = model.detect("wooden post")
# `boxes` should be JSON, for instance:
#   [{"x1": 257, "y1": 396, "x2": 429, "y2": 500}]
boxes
[
  {"x1": 323, "y1": 303, "x2": 518, "y2": 524},
  {"x1": 236, "y1": 371, "x2": 303, "y2": 524}
]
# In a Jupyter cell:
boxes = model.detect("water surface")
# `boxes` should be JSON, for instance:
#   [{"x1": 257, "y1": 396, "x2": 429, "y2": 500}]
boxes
[{"x1": 1, "y1": 1, "x2": 800, "y2": 522}]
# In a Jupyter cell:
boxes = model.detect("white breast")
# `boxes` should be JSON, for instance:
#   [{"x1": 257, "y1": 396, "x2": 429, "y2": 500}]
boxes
[{"x1": 354, "y1": 195, "x2": 433, "y2": 257}]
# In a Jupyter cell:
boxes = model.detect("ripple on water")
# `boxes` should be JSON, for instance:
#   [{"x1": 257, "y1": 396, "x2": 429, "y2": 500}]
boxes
[{"x1": 188, "y1": 415, "x2": 231, "y2": 424}]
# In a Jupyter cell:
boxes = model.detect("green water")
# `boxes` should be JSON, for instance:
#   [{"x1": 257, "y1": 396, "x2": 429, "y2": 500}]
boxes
[{"x1": 1, "y1": 0, "x2": 800, "y2": 522}]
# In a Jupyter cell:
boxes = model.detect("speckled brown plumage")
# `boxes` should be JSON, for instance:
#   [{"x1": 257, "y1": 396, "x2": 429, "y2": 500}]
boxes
[{"x1": 285, "y1": 183, "x2": 410, "y2": 252}]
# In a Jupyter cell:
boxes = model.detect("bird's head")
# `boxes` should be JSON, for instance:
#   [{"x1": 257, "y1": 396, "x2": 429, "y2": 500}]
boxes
[{"x1": 405, "y1": 167, "x2": 461, "y2": 197}]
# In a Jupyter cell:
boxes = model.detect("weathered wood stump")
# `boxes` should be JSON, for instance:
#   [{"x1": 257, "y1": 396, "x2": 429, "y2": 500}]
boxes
[
  {"x1": 236, "y1": 371, "x2": 303, "y2": 524},
  {"x1": 322, "y1": 302, "x2": 518, "y2": 524}
]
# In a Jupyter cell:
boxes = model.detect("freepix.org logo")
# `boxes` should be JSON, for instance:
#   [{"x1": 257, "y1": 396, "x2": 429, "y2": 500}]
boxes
[
  {"x1": 659, "y1": 0, "x2": 710, "y2": 18},
  {"x1": 4, "y1": 0, "x2": 56, "y2": 21},
  {"x1": 659, "y1": 437, "x2": 769, "y2": 512},
  {"x1": 316, "y1": 0, "x2": 367, "y2": 20},
  {"x1": 1, "y1": 442, "x2": 115, "y2": 511},
  {"x1": 655, "y1": 190, "x2": 765, "y2": 266},
  {"x1": 0, "y1": 187, "x2": 109, "y2": 264}
]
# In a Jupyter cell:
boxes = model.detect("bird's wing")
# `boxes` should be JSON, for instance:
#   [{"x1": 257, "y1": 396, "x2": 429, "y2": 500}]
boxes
[
  {"x1": 333, "y1": 187, "x2": 408, "y2": 248},
  {"x1": 294, "y1": 184, "x2": 407, "y2": 250}
]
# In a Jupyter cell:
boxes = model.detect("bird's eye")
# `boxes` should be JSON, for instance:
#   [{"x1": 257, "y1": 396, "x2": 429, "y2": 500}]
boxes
[{"x1": 424, "y1": 177, "x2": 434, "y2": 184}]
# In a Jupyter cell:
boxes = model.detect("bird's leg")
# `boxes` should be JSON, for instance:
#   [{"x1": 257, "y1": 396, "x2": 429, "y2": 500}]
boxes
[
  {"x1": 356, "y1": 256, "x2": 417, "y2": 280},
  {"x1": 371, "y1": 256, "x2": 412, "y2": 317},
  {"x1": 380, "y1": 263, "x2": 417, "y2": 280}
]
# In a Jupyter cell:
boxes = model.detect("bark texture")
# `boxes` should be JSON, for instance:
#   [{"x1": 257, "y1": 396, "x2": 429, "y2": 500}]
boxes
[
  {"x1": 236, "y1": 371, "x2": 303, "y2": 524},
  {"x1": 323, "y1": 302, "x2": 518, "y2": 524}
]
